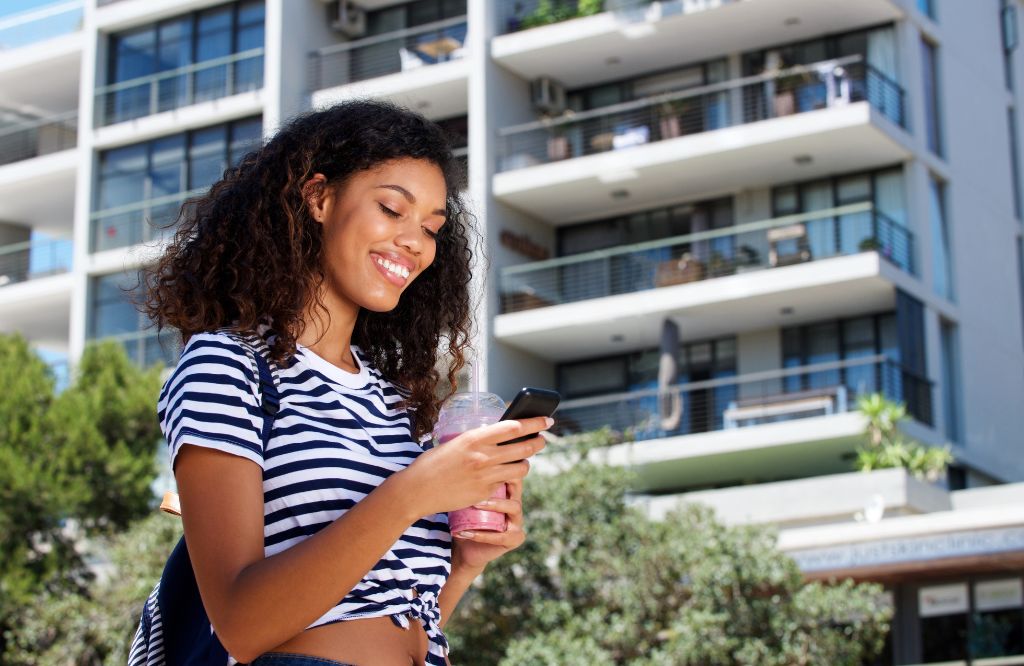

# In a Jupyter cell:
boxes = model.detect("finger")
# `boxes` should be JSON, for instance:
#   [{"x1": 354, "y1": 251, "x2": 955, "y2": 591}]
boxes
[
  {"x1": 491, "y1": 436, "x2": 545, "y2": 465},
  {"x1": 473, "y1": 498, "x2": 522, "y2": 515},
  {"x1": 484, "y1": 459, "x2": 530, "y2": 484},
  {"x1": 477, "y1": 417, "x2": 553, "y2": 447},
  {"x1": 506, "y1": 478, "x2": 524, "y2": 503},
  {"x1": 454, "y1": 529, "x2": 525, "y2": 547}
]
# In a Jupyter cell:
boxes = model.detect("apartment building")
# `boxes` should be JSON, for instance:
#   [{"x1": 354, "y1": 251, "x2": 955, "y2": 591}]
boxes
[{"x1": 1, "y1": 0, "x2": 1023, "y2": 662}]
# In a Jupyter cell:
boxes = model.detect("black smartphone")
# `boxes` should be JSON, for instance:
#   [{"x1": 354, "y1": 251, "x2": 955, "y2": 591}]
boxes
[{"x1": 498, "y1": 387, "x2": 560, "y2": 445}]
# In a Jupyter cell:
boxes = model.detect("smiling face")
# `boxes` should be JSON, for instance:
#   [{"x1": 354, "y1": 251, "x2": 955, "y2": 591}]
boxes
[{"x1": 309, "y1": 157, "x2": 447, "y2": 317}]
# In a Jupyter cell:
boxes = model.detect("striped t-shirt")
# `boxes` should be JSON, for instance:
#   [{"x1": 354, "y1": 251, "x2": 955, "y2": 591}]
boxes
[{"x1": 157, "y1": 329, "x2": 451, "y2": 665}]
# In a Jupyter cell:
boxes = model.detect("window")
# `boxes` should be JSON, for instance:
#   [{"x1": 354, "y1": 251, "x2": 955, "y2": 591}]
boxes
[
  {"x1": 103, "y1": 1, "x2": 265, "y2": 124},
  {"x1": 928, "y1": 175, "x2": 955, "y2": 301},
  {"x1": 89, "y1": 272, "x2": 180, "y2": 368},
  {"x1": 742, "y1": 26, "x2": 903, "y2": 127},
  {"x1": 921, "y1": 38, "x2": 943, "y2": 156},
  {"x1": 917, "y1": 0, "x2": 935, "y2": 20},
  {"x1": 770, "y1": 166, "x2": 912, "y2": 273},
  {"x1": 915, "y1": 579, "x2": 1024, "y2": 662},
  {"x1": 782, "y1": 313, "x2": 897, "y2": 399},
  {"x1": 1003, "y1": 0, "x2": 1018, "y2": 91},
  {"x1": 939, "y1": 319, "x2": 963, "y2": 444},
  {"x1": 93, "y1": 117, "x2": 262, "y2": 252},
  {"x1": 556, "y1": 337, "x2": 736, "y2": 437}
]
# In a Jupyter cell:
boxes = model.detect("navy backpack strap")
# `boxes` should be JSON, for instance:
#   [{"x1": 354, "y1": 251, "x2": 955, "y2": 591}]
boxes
[
  {"x1": 154, "y1": 334, "x2": 282, "y2": 666},
  {"x1": 250, "y1": 340, "x2": 280, "y2": 448}
]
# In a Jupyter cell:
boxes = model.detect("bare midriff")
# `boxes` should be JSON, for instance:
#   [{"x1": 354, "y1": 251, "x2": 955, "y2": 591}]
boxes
[{"x1": 266, "y1": 615, "x2": 433, "y2": 666}]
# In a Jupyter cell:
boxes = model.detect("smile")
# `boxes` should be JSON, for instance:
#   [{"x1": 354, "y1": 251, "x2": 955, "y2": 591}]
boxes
[{"x1": 372, "y1": 254, "x2": 411, "y2": 285}]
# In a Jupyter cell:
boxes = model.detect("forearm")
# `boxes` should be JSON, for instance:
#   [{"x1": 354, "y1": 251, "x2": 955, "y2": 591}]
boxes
[
  {"x1": 211, "y1": 472, "x2": 420, "y2": 661},
  {"x1": 438, "y1": 560, "x2": 485, "y2": 629}
]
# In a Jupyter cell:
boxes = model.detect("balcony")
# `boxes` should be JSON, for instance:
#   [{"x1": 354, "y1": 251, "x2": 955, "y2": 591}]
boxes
[
  {"x1": 90, "y1": 189, "x2": 203, "y2": 253},
  {"x1": 495, "y1": 56, "x2": 909, "y2": 222},
  {"x1": 0, "y1": 110, "x2": 77, "y2": 167},
  {"x1": 502, "y1": 203, "x2": 912, "y2": 312},
  {"x1": 495, "y1": 205, "x2": 915, "y2": 361},
  {"x1": 310, "y1": 17, "x2": 469, "y2": 119},
  {"x1": 493, "y1": 0, "x2": 902, "y2": 88},
  {"x1": 551, "y1": 355, "x2": 932, "y2": 491},
  {"x1": 95, "y1": 48, "x2": 265, "y2": 128},
  {"x1": 0, "y1": 237, "x2": 72, "y2": 288}
]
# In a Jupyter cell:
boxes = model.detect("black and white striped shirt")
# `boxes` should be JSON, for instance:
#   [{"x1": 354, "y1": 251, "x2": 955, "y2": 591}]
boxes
[{"x1": 157, "y1": 330, "x2": 451, "y2": 665}]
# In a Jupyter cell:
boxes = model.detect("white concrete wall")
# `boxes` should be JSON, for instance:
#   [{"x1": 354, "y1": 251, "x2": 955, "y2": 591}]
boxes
[{"x1": 925, "y1": 1, "x2": 1024, "y2": 480}]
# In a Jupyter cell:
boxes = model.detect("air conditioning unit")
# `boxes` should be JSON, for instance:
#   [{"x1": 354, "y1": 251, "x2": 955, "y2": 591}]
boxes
[
  {"x1": 332, "y1": 1, "x2": 367, "y2": 39},
  {"x1": 530, "y1": 76, "x2": 567, "y2": 116}
]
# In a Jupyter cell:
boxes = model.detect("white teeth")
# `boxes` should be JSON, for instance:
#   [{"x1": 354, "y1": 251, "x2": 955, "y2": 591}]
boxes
[{"x1": 375, "y1": 256, "x2": 409, "y2": 279}]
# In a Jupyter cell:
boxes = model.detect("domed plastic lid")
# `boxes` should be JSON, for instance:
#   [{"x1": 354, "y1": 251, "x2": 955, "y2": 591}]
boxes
[{"x1": 434, "y1": 391, "x2": 506, "y2": 435}]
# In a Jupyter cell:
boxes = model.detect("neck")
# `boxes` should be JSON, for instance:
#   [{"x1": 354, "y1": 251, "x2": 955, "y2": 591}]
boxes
[{"x1": 297, "y1": 292, "x2": 360, "y2": 373}]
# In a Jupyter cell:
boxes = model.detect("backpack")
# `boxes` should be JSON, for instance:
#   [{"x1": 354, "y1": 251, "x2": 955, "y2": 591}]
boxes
[{"x1": 128, "y1": 336, "x2": 280, "y2": 666}]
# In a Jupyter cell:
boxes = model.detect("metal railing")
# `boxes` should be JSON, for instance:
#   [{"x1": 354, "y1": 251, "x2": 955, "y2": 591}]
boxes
[
  {"x1": 0, "y1": 0, "x2": 82, "y2": 50},
  {"x1": 499, "y1": 203, "x2": 914, "y2": 314},
  {"x1": 553, "y1": 355, "x2": 933, "y2": 444},
  {"x1": 91, "y1": 329, "x2": 181, "y2": 369},
  {"x1": 0, "y1": 237, "x2": 73, "y2": 287},
  {"x1": 95, "y1": 48, "x2": 264, "y2": 126},
  {"x1": 90, "y1": 188, "x2": 205, "y2": 253},
  {"x1": 0, "y1": 110, "x2": 77, "y2": 166},
  {"x1": 309, "y1": 16, "x2": 468, "y2": 91},
  {"x1": 497, "y1": 55, "x2": 904, "y2": 171}
]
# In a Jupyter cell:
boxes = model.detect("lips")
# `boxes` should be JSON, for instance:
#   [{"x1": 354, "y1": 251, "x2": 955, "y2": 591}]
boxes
[{"x1": 371, "y1": 252, "x2": 413, "y2": 287}]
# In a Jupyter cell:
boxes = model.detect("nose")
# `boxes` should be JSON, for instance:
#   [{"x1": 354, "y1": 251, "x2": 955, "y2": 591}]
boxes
[{"x1": 394, "y1": 220, "x2": 423, "y2": 256}]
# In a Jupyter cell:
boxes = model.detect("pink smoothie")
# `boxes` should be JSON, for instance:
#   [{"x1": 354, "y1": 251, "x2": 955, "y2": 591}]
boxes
[{"x1": 439, "y1": 432, "x2": 508, "y2": 535}]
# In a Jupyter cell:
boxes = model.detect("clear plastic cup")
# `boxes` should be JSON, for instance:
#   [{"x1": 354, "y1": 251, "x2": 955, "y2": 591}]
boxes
[{"x1": 434, "y1": 391, "x2": 508, "y2": 535}]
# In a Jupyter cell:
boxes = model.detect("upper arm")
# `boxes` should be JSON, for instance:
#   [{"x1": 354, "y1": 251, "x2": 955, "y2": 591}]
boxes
[
  {"x1": 175, "y1": 444, "x2": 265, "y2": 630},
  {"x1": 157, "y1": 332, "x2": 269, "y2": 628}
]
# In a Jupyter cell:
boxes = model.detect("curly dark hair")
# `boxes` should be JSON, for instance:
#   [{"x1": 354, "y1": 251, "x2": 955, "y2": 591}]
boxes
[{"x1": 142, "y1": 100, "x2": 475, "y2": 440}]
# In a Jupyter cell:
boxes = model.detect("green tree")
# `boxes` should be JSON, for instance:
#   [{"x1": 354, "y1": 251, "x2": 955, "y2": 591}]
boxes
[
  {"x1": 854, "y1": 393, "x2": 953, "y2": 481},
  {"x1": 0, "y1": 334, "x2": 164, "y2": 656},
  {"x1": 447, "y1": 429, "x2": 892, "y2": 665},
  {"x1": 3, "y1": 513, "x2": 181, "y2": 666}
]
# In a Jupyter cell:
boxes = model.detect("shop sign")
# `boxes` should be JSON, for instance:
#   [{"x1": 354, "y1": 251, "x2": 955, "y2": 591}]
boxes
[
  {"x1": 790, "y1": 526, "x2": 1024, "y2": 573},
  {"x1": 975, "y1": 578, "x2": 1024, "y2": 612},
  {"x1": 919, "y1": 583, "x2": 968, "y2": 617}
]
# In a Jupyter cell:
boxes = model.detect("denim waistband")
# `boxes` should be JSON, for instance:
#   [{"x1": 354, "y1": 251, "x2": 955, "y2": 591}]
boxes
[{"x1": 250, "y1": 652, "x2": 358, "y2": 666}]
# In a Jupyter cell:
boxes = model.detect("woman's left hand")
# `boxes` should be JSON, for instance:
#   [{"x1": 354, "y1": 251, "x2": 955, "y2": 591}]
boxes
[{"x1": 451, "y1": 478, "x2": 527, "y2": 572}]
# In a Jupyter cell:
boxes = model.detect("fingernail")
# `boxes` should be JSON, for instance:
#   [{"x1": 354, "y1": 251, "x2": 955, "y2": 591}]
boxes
[
  {"x1": 456, "y1": 531, "x2": 475, "y2": 539},
  {"x1": 544, "y1": 417, "x2": 554, "y2": 428},
  {"x1": 476, "y1": 500, "x2": 495, "y2": 508}
]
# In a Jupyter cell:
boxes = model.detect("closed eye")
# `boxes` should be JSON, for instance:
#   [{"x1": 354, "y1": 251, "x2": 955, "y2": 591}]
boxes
[
  {"x1": 378, "y1": 203, "x2": 401, "y2": 218},
  {"x1": 423, "y1": 227, "x2": 439, "y2": 239}
]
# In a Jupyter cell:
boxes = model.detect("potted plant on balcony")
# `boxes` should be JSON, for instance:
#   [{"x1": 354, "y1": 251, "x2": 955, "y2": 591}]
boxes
[
  {"x1": 858, "y1": 237, "x2": 881, "y2": 252},
  {"x1": 520, "y1": 0, "x2": 578, "y2": 29},
  {"x1": 854, "y1": 393, "x2": 953, "y2": 483}
]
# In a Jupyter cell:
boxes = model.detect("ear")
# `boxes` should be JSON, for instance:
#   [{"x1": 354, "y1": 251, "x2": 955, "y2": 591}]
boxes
[{"x1": 302, "y1": 173, "x2": 330, "y2": 224}]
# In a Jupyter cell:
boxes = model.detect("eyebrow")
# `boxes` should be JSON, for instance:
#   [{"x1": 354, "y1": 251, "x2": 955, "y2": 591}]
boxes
[{"x1": 377, "y1": 184, "x2": 446, "y2": 217}]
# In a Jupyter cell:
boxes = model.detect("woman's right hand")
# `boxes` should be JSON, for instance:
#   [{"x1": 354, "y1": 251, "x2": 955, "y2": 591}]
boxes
[{"x1": 398, "y1": 416, "x2": 551, "y2": 517}]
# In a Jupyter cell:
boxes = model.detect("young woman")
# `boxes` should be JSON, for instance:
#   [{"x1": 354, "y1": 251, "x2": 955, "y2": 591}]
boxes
[{"x1": 143, "y1": 101, "x2": 550, "y2": 666}]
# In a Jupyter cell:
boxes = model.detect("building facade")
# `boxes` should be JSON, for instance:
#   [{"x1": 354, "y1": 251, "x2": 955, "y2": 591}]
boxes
[{"x1": 1, "y1": 0, "x2": 1023, "y2": 662}]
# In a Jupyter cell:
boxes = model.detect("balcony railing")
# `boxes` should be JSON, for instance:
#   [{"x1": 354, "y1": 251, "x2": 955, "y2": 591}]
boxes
[
  {"x1": 90, "y1": 188, "x2": 205, "y2": 253},
  {"x1": 0, "y1": 0, "x2": 82, "y2": 50},
  {"x1": 0, "y1": 110, "x2": 77, "y2": 166},
  {"x1": 309, "y1": 16, "x2": 468, "y2": 91},
  {"x1": 92, "y1": 329, "x2": 181, "y2": 369},
  {"x1": 497, "y1": 55, "x2": 904, "y2": 172},
  {"x1": 500, "y1": 203, "x2": 914, "y2": 314},
  {"x1": 95, "y1": 48, "x2": 265, "y2": 126},
  {"x1": 0, "y1": 237, "x2": 73, "y2": 287},
  {"x1": 553, "y1": 355, "x2": 933, "y2": 444}
]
